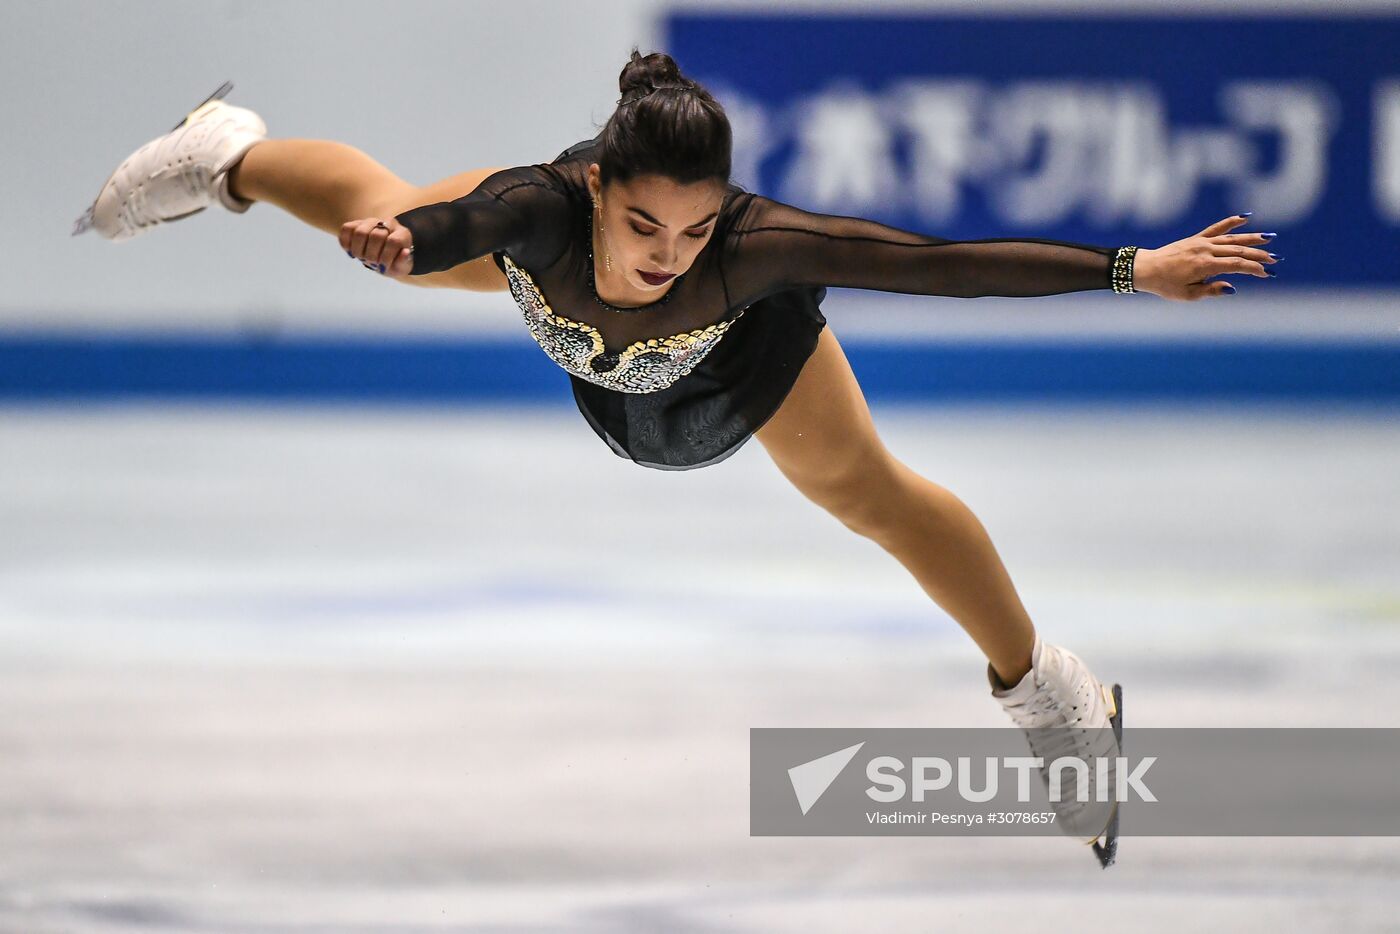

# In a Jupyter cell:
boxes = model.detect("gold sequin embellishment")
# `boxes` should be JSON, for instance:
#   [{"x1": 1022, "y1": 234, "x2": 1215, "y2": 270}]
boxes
[{"x1": 501, "y1": 254, "x2": 746, "y2": 394}]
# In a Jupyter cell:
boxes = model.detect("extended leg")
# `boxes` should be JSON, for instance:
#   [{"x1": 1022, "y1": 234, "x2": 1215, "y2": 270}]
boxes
[
  {"x1": 754, "y1": 326, "x2": 1036, "y2": 686},
  {"x1": 757, "y1": 335, "x2": 1126, "y2": 864},
  {"x1": 227, "y1": 139, "x2": 509, "y2": 291}
]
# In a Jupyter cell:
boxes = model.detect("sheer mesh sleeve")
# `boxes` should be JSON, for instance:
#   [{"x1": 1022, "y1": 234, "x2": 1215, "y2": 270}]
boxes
[
  {"x1": 724, "y1": 195, "x2": 1118, "y2": 305},
  {"x1": 393, "y1": 166, "x2": 573, "y2": 275}
]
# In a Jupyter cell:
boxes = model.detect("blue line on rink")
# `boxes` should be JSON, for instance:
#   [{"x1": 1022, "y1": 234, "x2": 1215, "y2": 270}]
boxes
[{"x1": 0, "y1": 334, "x2": 1397, "y2": 401}]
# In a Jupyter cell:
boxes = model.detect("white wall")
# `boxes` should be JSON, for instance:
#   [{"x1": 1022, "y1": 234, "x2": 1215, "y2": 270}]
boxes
[{"x1": 4, "y1": 0, "x2": 1393, "y2": 339}]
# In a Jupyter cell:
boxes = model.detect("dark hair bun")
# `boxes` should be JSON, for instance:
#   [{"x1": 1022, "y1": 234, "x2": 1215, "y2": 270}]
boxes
[
  {"x1": 600, "y1": 46, "x2": 731, "y2": 187},
  {"x1": 618, "y1": 48, "x2": 694, "y2": 104}
]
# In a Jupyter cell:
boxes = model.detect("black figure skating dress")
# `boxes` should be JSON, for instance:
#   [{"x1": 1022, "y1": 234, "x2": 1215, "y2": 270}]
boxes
[{"x1": 396, "y1": 137, "x2": 1122, "y2": 470}]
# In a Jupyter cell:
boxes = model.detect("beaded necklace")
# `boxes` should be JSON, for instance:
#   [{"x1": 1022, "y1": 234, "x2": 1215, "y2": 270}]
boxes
[{"x1": 583, "y1": 205, "x2": 685, "y2": 314}]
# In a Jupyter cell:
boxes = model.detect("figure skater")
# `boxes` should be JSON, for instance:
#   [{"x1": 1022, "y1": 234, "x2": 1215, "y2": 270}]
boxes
[{"x1": 74, "y1": 51, "x2": 1280, "y2": 866}]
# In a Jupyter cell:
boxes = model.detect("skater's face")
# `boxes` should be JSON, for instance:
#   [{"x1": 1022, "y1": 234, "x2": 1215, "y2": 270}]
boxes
[{"x1": 588, "y1": 164, "x2": 726, "y2": 292}]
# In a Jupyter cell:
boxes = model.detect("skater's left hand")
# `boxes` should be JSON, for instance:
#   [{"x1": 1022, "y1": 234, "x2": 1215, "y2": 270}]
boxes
[{"x1": 1132, "y1": 215, "x2": 1279, "y2": 301}]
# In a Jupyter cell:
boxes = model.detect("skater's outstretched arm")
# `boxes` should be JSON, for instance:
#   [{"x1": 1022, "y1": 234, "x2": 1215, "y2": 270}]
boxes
[
  {"x1": 343, "y1": 166, "x2": 573, "y2": 281},
  {"x1": 723, "y1": 197, "x2": 1278, "y2": 304}
]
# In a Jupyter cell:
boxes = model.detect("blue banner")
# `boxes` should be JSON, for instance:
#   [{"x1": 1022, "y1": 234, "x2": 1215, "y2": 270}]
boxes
[{"x1": 666, "y1": 13, "x2": 1400, "y2": 285}]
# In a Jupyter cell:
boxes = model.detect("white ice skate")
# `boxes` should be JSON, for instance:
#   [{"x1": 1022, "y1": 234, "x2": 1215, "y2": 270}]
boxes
[
  {"x1": 72, "y1": 81, "x2": 267, "y2": 241},
  {"x1": 990, "y1": 635, "x2": 1124, "y2": 868}
]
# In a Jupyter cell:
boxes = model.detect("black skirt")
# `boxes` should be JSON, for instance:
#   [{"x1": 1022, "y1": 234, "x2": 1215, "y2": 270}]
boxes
[{"x1": 569, "y1": 285, "x2": 829, "y2": 470}]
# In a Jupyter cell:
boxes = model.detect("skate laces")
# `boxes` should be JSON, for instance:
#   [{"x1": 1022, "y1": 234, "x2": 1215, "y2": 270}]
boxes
[
  {"x1": 126, "y1": 171, "x2": 204, "y2": 231},
  {"x1": 1006, "y1": 678, "x2": 1099, "y2": 771},
  {"x1": 123, "y1": 117, "x2": 230, "y2": 230},
  {"x1": 1002, "y1": 656, "x2": 1118, "y2": 827}
]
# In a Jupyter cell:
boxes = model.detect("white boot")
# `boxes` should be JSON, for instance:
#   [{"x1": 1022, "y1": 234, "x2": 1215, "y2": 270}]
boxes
[
  {"x1": 73, "y1": 82, "x2": 267, "y2": 241},
  {"x1": 990, "y1": 635, "x2": 1121, "y2": 849}
]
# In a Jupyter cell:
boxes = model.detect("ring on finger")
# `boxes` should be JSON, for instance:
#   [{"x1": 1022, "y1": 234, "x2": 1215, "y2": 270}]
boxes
[{"x1": 373, "y1": 221, "x2": 390, "y2": 231}]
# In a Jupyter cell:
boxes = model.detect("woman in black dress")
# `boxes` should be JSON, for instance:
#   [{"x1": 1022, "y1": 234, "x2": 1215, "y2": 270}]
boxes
[{"x1": 78, "y1": 49, "x2": 1279, "y2": 862}]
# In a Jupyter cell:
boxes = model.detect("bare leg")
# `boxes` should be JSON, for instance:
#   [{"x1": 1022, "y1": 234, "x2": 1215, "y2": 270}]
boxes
[
  {"x1": 755, "y1": 326, "x2": 1037, "y2": 686},
  {"x1": 227, "y1": 139, "x2": 509, "y2": 291}
]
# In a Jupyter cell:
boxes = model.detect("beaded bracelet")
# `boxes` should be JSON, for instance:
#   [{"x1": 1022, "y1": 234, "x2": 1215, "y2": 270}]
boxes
[{"x1": 1111, "y1": 245, "x2": 1139, "y2": 294}]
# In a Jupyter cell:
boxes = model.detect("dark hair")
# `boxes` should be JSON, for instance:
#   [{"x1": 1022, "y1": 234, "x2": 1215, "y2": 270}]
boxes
[{"x1": 597, "y1": 48, "x2": 732, "y2": 189}]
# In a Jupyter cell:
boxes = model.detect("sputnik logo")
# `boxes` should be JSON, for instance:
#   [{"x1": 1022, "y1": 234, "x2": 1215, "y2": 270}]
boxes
[{"x1": 788, "y1": 742, "x2": 865, "y2": 815}]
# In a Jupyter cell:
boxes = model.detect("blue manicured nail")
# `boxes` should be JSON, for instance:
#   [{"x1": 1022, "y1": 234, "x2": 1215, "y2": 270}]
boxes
[
  {"x1": 346, "y1": 250, "x2": 353, "y2": 257},
  {"x1": 1222, "y1": 284, "x2": 1236, "y2": 294},
  {"x1": 1238, "y1": 212, "x2": 1253, "y2": 218},
  {"x1": 1268, "y1": 253, "x2": 1281, "y2": 261},
  {"x1": 1266, "y1": 270, "x2": 1277, "y2": 278},
  {"x1": 378, "y1": 263, "x2": 386, "y2": 274},
  {"x1": 1261, "y1": 232, "x2": 1277, "y2": 240}
]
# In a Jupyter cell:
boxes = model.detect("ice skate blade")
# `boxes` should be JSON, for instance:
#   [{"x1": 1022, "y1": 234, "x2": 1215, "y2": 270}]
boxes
[
  {"x1": 71, "y1": 206, "x2": 95, "y2": 236},
  {"x1": 1090, "y1": 682, "x2": 1124, "y2": 869},
  {"x1": 1090, "y1": 808, "x2": 1119, "y2": 868},
  {"x1": 171, "y1": 80, "x2": 234, "y2": 132}
]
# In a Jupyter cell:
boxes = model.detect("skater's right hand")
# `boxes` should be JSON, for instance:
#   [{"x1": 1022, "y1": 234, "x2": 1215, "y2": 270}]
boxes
[{"x1": 340, "y1": 217, "x2": 414, "y2": 277}]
